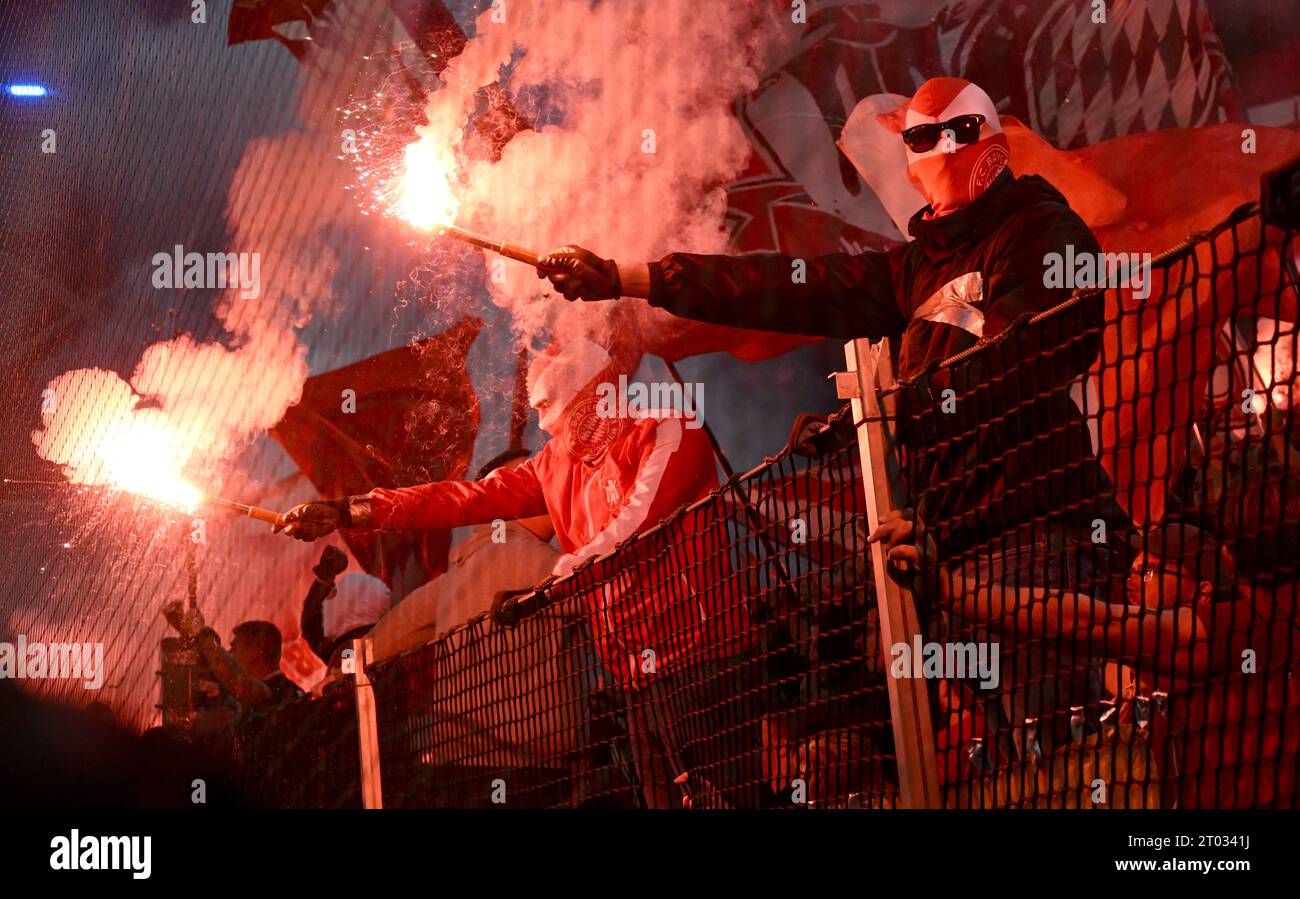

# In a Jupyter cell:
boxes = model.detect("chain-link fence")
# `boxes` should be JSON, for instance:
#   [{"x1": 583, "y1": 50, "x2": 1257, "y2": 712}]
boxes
[
  {"x1": 368, "y1": 418, "x2": 894, "y2": 809},
  {"x1": 207, "y1": 680, "x2": 362, "y2": 809},
  {"x1": 203, "y1": 410, "x2": 896, "y2": 808}
]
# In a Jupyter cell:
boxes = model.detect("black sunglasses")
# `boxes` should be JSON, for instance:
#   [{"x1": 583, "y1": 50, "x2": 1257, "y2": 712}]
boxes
[{"x1": 901, "y1": 113, "x2": 986, "y2": 153}]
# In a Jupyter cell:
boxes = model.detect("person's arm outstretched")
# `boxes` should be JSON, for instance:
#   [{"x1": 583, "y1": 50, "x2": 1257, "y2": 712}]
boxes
[
  {"x1": 537, "y1": 245, "x2": 907, "y2": 341},
  {"x1": 275, "y1": 459, "x2": 549, "y2": 541}
]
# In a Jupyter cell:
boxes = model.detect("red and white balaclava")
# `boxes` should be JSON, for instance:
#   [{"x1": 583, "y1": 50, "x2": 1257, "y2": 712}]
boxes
[
  {"x1": 903, "y1": 77, "x2": 1010, "y2": 218},
  {"x1": 527, "y1": 337, "x2": 624, "y2": 458}
]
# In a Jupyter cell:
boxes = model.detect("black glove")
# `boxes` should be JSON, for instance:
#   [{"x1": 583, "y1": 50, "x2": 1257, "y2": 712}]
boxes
[
  {"x1": 313, "y1": 544, "x2": 349, "y2": 582},
  {"x1": 536, "y1": 245, "x2": 621, "y2": 301},
  {"x1": 273, "y1": 500, "x2": 347, "y2": 542},
  {"x1": 788, "y1": 412, "x2": 856, "y2": 458}
]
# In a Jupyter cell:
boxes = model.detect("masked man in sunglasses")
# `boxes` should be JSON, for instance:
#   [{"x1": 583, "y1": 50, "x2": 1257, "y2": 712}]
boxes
[{"x1": 539, "y1": 76, "x2": 1121, "y2": 757}]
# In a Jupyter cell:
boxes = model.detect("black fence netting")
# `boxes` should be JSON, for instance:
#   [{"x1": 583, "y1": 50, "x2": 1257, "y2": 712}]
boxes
[
  {"x1": 200, "y1": 417, "x2": 896, "y2": 809},
  {"x1": 215, "y1": 413, "x2": 894, "y2": 805},
  {"x1": 201, "y1": 680, "x2": 361, "y2": 809},
  {"x1": 210, "y1": 195, "x2": 1298, "y2": 810},
  {"x1": 369, "y1": 427, "x2": 895, "y2": 809}
]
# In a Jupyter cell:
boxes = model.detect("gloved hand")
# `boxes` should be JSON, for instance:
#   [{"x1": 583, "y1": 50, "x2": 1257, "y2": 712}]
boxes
[
  {"x1": 536, "y1": 245, "x2": 621, "y2": 300},
  {"x1": 161, "y1": 600, "x2": 206, "y2": 641},
  {"x1": 274, "y1": 501, "x2": 344, "y2": 541},
  {"x1": 313, "y1": 544, "x2": 349, "y2": 582}
]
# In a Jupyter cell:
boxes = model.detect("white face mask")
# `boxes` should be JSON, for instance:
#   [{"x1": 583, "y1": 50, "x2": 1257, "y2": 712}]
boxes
[{"x1": 527, "y1": 338, "x2": 613, "y2": 436}]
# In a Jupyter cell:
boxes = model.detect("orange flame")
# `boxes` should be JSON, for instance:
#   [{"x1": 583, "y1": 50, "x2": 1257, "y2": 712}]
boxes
[
  {"x1": 35, "y1": 369, "x2": 210, "y2": 514},
  {"x1": 394, "y1": 140, "x2": 460, "y2": 231},
  {"x1": 98, "y1": 418, "x2": 204, "y2": 511}
]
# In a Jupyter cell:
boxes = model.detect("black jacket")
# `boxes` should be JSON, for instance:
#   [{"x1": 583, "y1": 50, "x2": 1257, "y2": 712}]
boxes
[{"x1": 647, "y1": 170, "x2": 1114, "y2": 556}]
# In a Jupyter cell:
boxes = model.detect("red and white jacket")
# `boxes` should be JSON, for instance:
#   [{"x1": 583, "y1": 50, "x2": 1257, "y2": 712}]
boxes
[{"x1": 362, "y1": 412, "x2": 738, "y2": 682}]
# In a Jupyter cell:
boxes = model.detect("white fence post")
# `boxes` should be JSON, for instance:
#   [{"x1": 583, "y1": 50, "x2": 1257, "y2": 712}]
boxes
[
  {"x1": 840, "y1": 337, "x2": 942, "y2": 809},
  {"x1": 352, "y1": 636, "x2": 384, "y2": 809}
]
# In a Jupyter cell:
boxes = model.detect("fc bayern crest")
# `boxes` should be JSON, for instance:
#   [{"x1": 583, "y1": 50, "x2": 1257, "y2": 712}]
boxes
[
  {"x1": 562, "y1": 394, "x2": 624, "y2": 462},
  {"x1": 968, "y1": 143, "x2": 1010, "y2": 197}
]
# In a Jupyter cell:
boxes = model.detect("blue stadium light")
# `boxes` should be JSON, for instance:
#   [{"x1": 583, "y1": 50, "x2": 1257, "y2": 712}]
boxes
[{"x1": 7, "y1": 84, "x2": 49, "y2": 98}]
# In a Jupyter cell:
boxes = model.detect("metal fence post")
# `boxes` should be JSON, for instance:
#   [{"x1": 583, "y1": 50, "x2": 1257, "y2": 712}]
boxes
[
  {"x1": 352, "y1": 636, "x2": 384, "y2": 809},
  {"x1": 840, "y1": 338, "x2": 942, "y2": 809}
]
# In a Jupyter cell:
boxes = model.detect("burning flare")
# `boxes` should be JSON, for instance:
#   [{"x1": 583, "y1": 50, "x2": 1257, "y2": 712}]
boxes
[
  {"x1": 97, "y1": 417, "x2": 204, "y2": 511},
  {"x1": 386, "y1": 135, "x2": 540, "y2": 265},
  {"x1": 394, "y1": 139, "x2": 460, "y2": 231},
  {"x1": 32, "y1": 369, "x2": 205, "y2": 512}
]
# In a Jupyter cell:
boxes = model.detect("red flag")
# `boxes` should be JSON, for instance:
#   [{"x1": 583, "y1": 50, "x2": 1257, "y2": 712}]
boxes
[
  {"x1": 270, "y1": 316, "x2": 482, "y2": 587},
  {"x1": 1023, "y1": 123, "x2": 1300, "y2": 524},
  {"x1": 933, "y1": 118, "x2": 1300, "y2": 525},
  {"x1": 227, "y1": 0, "x2": 337, "y2": 60}
]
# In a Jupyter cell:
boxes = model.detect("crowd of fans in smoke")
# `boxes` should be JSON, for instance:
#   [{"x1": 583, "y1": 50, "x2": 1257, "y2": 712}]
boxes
[
  {"x1": 141, "y1": 69, "x2": 1297, "y2": 804},
  {"x1": 16, "y1": 68, "x2": 1294, "y2": 809}
]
